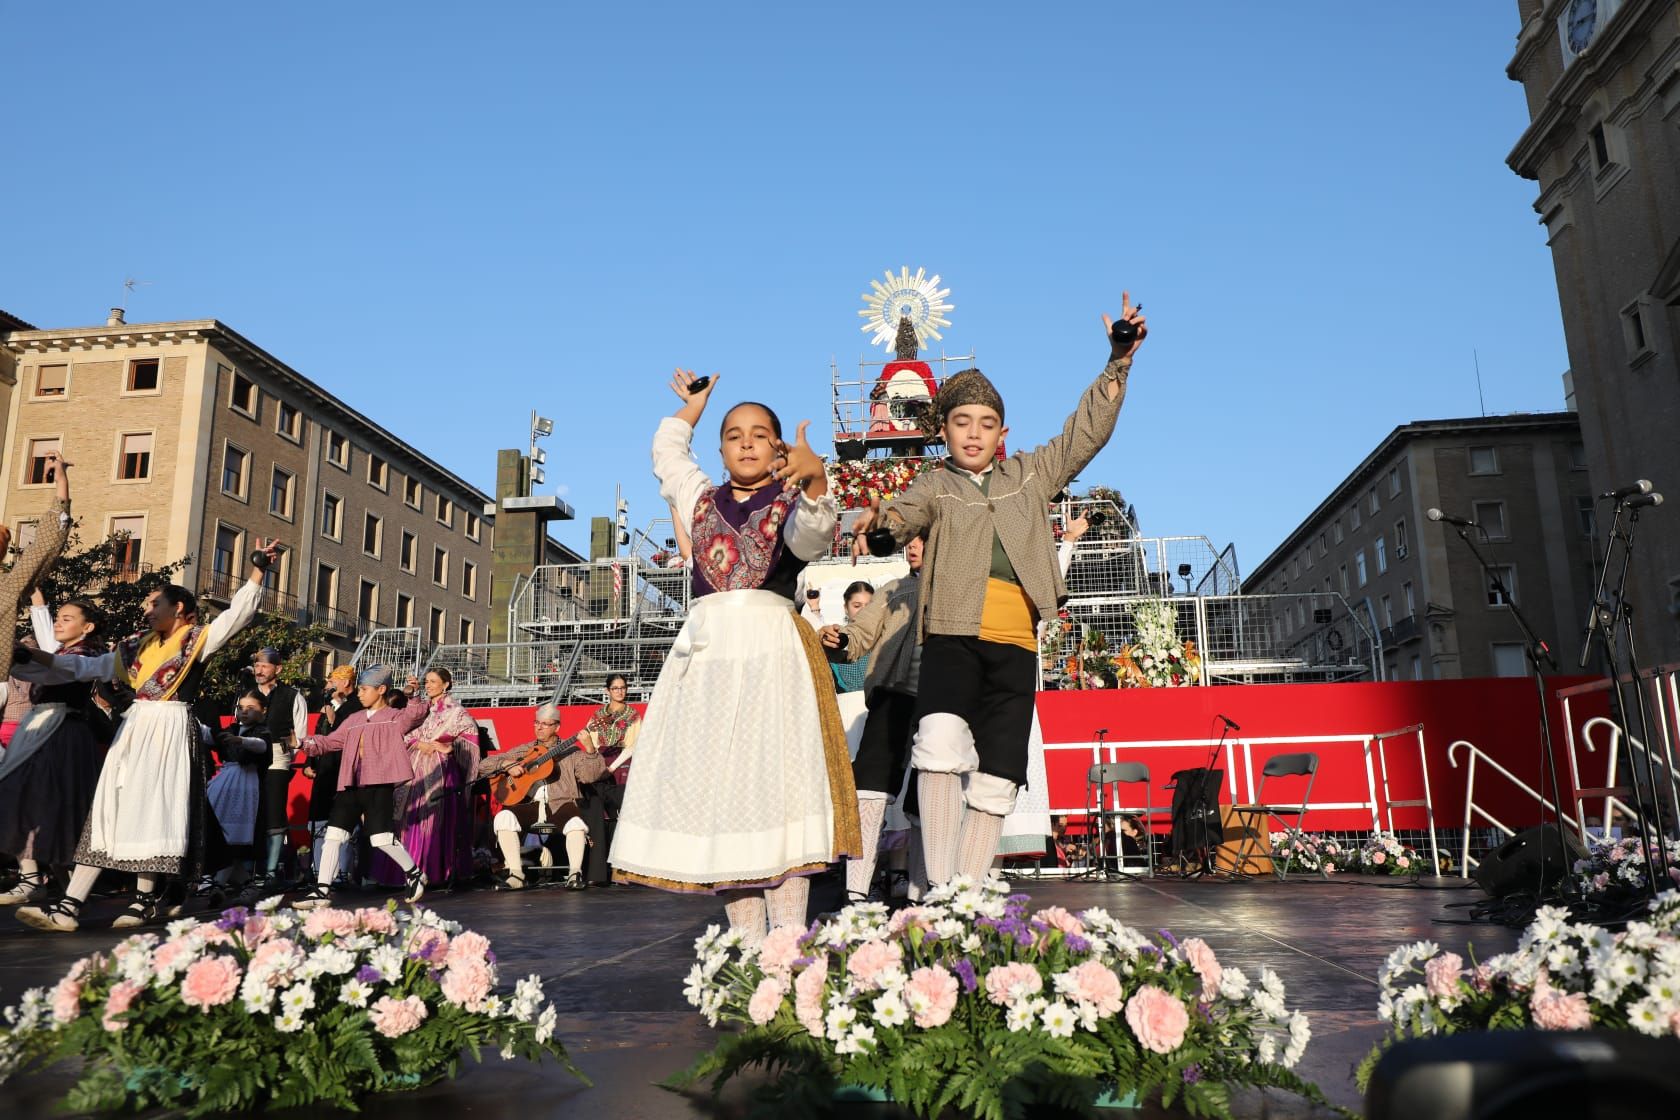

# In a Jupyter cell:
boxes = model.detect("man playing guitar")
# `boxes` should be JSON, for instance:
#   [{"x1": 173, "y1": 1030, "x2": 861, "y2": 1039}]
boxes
[{"x1": 479, "y1": 704, "x2": 606, "y2": 890}]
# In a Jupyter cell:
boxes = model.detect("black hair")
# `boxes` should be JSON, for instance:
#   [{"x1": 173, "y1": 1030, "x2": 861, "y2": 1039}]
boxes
[
  {"x1": 60, "y1": 598, "x2": 105, "y2": 637},
  {"x1": 237, "y1": 688, "x2": 269, "y2": 710},
  {"x1": 156, "y1": 584, "x2": 198, "y2": 620},
  {"x1": 842, "y1": 580, "x2": 874, "y2": 603},
  {"x1": 605, "y1": 672, "x2": 628, "y2": 690},
  {"x1": 719, "y1": 401, "x2": 783, "y2": 440}
]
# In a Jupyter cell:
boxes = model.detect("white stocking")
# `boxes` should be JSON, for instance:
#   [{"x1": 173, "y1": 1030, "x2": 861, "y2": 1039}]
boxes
[
  {"x1": 722, "y1": 889, "x2": 767, "y2": 948},
  {"x1": 917, "y1": 771, "x2": 964, "y2": 887},
  {"x1": 765, "y1": 876, "x2": 810, "y2": 931},
  {"x1": 846, "y1": 796, "x2": 888, "y2": 898}
]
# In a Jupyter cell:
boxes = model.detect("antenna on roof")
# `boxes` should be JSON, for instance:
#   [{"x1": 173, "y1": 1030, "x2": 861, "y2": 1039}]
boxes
[
  {"x1": 1473, "y1": 348, "x2": 1487, "y2": 417},
  {"x1": 119, "y1": 276, "x2": 152, "y2": 312}
]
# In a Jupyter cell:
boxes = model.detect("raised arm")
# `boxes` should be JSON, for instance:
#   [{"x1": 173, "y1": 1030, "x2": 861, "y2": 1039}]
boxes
[
  {"x1": 201, "y1": 538, "x2": 281, "y2": 658},
  {"x1": 29, "y1": 589, "x2": 58, "y2": 654},
  {"x1": 1020, "y1": 297, "x2": 1147, "y2": 492},
  {"x1": 0, "y1": 454, "x2": 75, "y2": 669},
  {"x1": 849, "y1": 470, "x2": 938, "y2": 562},
  {"x1": 654, "y1": 371, "x2": 722, "y2": 528}
]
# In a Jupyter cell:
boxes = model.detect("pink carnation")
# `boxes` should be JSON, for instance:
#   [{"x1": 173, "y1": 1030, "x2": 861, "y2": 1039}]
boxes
[
  {"x1": 846, "y1": 940, "x2": 903, "y2": 990},
  {"x1": 303, "y1": 908, "x2": 359, "y2": 941},
  {"x1": 1398, "y1": 857, "x2": 1411, "y2": 869},
  {"x1": 759, "y1": 925, "x2": 805, "y2": 978},
  {"x1": 1068, "y1": 960, "x2": 1125, "y2": 1016},
  {"x1": 1179, "y1": 938, "x2": 1222, "y2": 1002},
  {"x1": 904, "y1": 965, "x2": 959, "y2": 1028},
  {"x1": 1669, "y1": 1010, "x2": 1680, "y2": 1038},
  {"x1": 67, "y1": 953, "x2": 106, "y2": 982},
  {"x1": 1125, "y1": 985, "x2": 1189, "y2": 1054},
  {"x1": 1324, "y1": 863, "x2": 1336, "y2": 873},
  {"x1": 794, "y1": 955, "x2": 827, "y2": 1037},
  {"x1": 50, "y1": 977, "x2": 83, "y2": 1024},
  {"x1": 440, "y1": 959, "x2": 493, "y2": 1010},
  {"x1": 1372, "y1": 851, "x2": 1387, "y2": 865},
  {"x1": 250, "y1": 940, "x2": 301, "y2": 979},
  {"x1": 369, "y1": 994, "x2": 429, "y2": 1037},
  {"x1": 407, "y1": 926, "x2": 450, "y2": 962},
  {"x1": 984, "y1": 962, "x2": 1044, "y2": 1006},
  {"x1": 198, "y1": 925, "x2": 234, "y2": 946},
  {"x1": 887, "y1": 907, "x2": 931, "y2": 936},
  {"x1": 1033, "y1": 906, "x2": 1086, "y2": 938},
  {"x1": 1424, "y1": 952, "x2": 1464, "y2": 1001},
  {"x1": 1530, "y1": 976, "x2": 1591, "y2": 1031},
  {"x1": 444, "y1": 931, "x2": 491, "y2": 971},
  {"x1": 152, "y1": 937, "x2": 197, "y2": 977},
  {"x1": 102, "y1": 980, "x2": 143, "y2": 1032},
  {"x1": 747, "y1": 976, "x2": 788, "y2": 1025},
  {"x1": 180, "y1": 956, "x2": 242, "y2": 1010},
  {"x1": 356, "y1": 908, "x2": 396, "y2": 935},
  {"x1": 240, "y1": 914, "x2": 274, "y2": 950},
  {"x1": 1472, "y1": 964, "x2": 1496, "y2": 992}
]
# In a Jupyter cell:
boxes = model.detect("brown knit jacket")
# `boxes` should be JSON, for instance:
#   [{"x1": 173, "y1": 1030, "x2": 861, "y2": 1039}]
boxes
[
  {"x1": 835, "y1": 572, "x2": 921, "y2": 695},
  {"x1": 881, "y1": 359, "x2": 1129, "y2": 640}
]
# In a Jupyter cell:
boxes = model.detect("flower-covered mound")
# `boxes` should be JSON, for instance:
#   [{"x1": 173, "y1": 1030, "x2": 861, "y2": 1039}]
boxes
[
  {"x1": 0, "y1": 901, "x2": 586, "y2": 1116},
  {"x1": 1359, "y1": 889, "x2": 1680, "y2": 1091},
  {"x1": 1357, "y1": 831, "x2": 1421, "y2": 876},
  {"x1": 668, "y1": 876, "x2": 1330, "y2": 1119},
  {"x1": 1574, "y1": 834, "x2": 1680, "y2": 904},
  {"x1": 1268, "y1": 829, "x2": 1347, "y2": 875}
]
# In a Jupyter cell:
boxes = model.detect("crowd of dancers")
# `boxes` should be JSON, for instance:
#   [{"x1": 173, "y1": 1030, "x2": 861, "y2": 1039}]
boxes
[{"x1": 0, "y1": 295, "x2": 1145, "y2": 938}]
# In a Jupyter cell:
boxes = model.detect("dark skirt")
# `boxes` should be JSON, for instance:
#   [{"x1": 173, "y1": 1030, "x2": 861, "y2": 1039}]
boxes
[{"x1": 0, "y1": 713, "x2": 104, "y2": 863}]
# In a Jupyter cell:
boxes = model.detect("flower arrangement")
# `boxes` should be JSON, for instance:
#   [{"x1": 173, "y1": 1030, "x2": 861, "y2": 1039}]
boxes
[
  {"x1": 830, "y1": 457, "x2": 940, "y2": 511},
  {"x1": 1039, "y1": 610, "x2": 1074, "y2": 679},
  {"x1": 1268, "y1": 830, "x2": 1345, "y2": 875},
  {"x1": 1358, "y1": 890, "x2": 1680, "y2": 1092},
  {"x1": 0, "y1": 902, "x2": 585, "y2": 1116},
  {"x1": 1357, "y1": 832, "x2": 1420, "y2": 876},
  {"x1": 1573, "y1": 834, "x2": 1680, "y2": 902},
  {"x1": 1108, "y1": 601, "x2": 1201, "y2": 688},
  {"x1": 667, "y1": 876, "x2": 1331, "y2": 1119}
]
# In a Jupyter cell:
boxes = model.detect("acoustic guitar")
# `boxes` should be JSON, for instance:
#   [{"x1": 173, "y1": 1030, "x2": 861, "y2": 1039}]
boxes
[{"x1": 489, "y1": 735, "x2": 583, "y2": 806}]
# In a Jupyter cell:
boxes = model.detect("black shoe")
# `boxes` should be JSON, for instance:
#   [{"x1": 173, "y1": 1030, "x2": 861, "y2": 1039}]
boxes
[
  {"x1": 112, "y1": 889, "x2": 166, "y2": 930},
  {"x1": 565, "y1": 872, "x2": 586, "y2": 891}
]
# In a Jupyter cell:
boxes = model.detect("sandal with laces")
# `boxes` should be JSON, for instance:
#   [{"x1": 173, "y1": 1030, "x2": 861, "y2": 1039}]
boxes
[
  {"x1": 111, "y1": 889, "x2": 165, "y2": 930},
  {"x1": 16, "y1": 896, "x2": 82, "y2": 933},
  {"x1": 403, "y1": 866, "x2": 427, "y2": 904},
  {"x1": 292, "y1": 884, "x2": 332, "y2": 911},
  {"x1": 0, "y1": 871, "x2": 52, "y2": 906}
]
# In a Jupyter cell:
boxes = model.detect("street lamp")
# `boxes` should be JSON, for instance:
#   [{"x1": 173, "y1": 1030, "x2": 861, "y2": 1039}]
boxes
[
  {"x1": 530, "y1": 410, "x2": 554, "y2": 495},
  {"x1": 1177, "y1": 563, "x2": 1193, "y2": 596}
]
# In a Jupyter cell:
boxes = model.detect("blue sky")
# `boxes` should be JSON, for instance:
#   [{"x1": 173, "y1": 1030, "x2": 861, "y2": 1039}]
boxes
[{"x1": 1, "y1": 2, "x2": 1564, "y2": 577}]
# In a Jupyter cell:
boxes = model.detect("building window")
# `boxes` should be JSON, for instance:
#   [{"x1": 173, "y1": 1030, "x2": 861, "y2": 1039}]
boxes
[
  {"x1": 1576, "y1": 495, "x2": 1597, "y2": 538},
  {"x1": 276, "y1": 401, "x2": 302, "y2": 443},
  {"x1": 433, "y1": 546, "x2": 449, "y2": 588},
  {"x1": 466, "y1": 511, "x2": 481, "y2": 542},
  {"x1": 1388, "y1": 466, "x2": 1402, "y2": 497},
  {"x1": 429, "y1": 606, "x2": 446, "y2": 644},
  {"x1": 221, "y1": 443, "x2": 249, "y2": 499},
  {"x1": 1367, "y1": 489, "x2": 1379, "y2": 515},
  {"x1": 1411, "y1": 655, "x2": 1423, "y2": 680},
  {"x1": 229, "y1": 369, "x2": 257, "y2": 417},
  {"x1": 1355, "y1": 551, "x2": 1368, "y2": 588},
  {"x1": 462, "y1": 559, "x2": 477, "y2": 600},
  {"x1": 367, "y1": 455, "x2": 388, "y2": 491},
  {"x1": 1290, "y1": 560, "x2": 1299, "y2": 581},
  {"x1": 1403, "y1": 581, "x2": 1415, "y2": 618},
  {"x1": 1317, "y1": 533, "x2": 1327, "y2": 557},
  {"x1": 1350, "y1": 504, "x2": 1362, "y2": 530},
  {"x1": 1296, "y1": 600, "x2": 1306, "y2": 627},
  {"x1": 395, "y1": 593, "x2": 414, "y2": 629},
  {"x1": 262, "y1": 546, "x2": 288, "y2": 598},
  {"x1": 1472, "y1": 500, "x2": 1508, "y2": 540},
  {"x1": 1468, "y1": 446, "x2": 1500, "y2": 475},
  {"x1": 404, "y1": 477, "x2": 422, "y2": 510},
  {"x1": 1382, "y1": 595, "x2": 1394, "y2": 627},
  {"x1": 435, "y1": 495, "x2": 453, "y2": 528},
  {"x1": 358, "y1": 579, "x2": 378, "y2": 624},
  {"x1": 34, "y1": 364, "x2": 67, "y2": 398},
  {"x1": 1332, "y1": 520, "x2": 1344, "y2": 545},
  {"x1": 314, "y1": 563, "x2": 338, "y2": 609},
  {"x1": 126, "y1": 359, "x2": 159, "y2": 393},
  {"x1": 1491, "y1": 642, "x2": 1528, "y2": 678},
  {"x1": 1304, "y1": 547, "x2": 1314, "y2": 570},
  {"x1": 270, "y1": 467, "x2": 295, "y2": 518},
  {"x1": 1339, "y1": 564, "x2": 1349, "y2": 597},
  {"x1": 111, "y1": 515, "x2": 145, "y2": 577},
  {"x1": 320, "y1": 492, "x2": 342, "y2": 541},
  {"x1": 117, "y1": 432, "x2": 152, "y2": 481},
  {"x1": 326, "y1": 431, "x2": 349, "y2": 469},
  {"x1": 400, "y1": 530, "x2": 416, "y2": 573},
  {"x1": 1588, "y1": 122, "x2": 1610, "y2": 171},
  {"x1": 213, "y1": 524, "x2": 242, "y2": 580},
  {"x1": 1375, "y1": 535, "x2": 1388, "y2": 575},
  {"x1": 363, "y1": 512, "x2": 382, "y2": 558},
  {"x1": 1621, "y1": 298, "x2": 1652, "y2": 362},
  {"x1": 458, "y1": 618, "x2": 475, "y2": 644},
  {"x1": 1394, "y1": 519, "x2": 1408, "y2": 559},
  {"x1": 25, "y1": 438, "x2": 60, "y2": 486},
  {"x1": 1487, "y1": 565, "x2": 1517, "y2": 607}
]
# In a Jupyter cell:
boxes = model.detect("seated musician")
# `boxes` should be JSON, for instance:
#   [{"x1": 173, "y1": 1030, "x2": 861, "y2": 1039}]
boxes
[{"x1": 480, "y1": 703, "x2": 607, "y2": 890}]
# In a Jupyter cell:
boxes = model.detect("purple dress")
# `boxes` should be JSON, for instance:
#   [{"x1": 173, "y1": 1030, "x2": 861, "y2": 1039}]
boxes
[{"x1": 372, "y1": 695, "x2": 480, "y2": 886}]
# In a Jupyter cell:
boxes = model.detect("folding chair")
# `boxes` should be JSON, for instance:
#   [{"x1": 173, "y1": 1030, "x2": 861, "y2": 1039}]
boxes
[
  {"x1": 1082, "y1": 762, "x2": 1155, "y2": 878},
  {"x1": 1226, "y1": 752, "x2": 1320, "y2": 880}
]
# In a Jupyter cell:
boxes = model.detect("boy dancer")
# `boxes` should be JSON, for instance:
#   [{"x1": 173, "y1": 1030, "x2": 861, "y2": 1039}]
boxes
[{"x1": 853, "y1": 296, "x2": 1147, "y2": 886}]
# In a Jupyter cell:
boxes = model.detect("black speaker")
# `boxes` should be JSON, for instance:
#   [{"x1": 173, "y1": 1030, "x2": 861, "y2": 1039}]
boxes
[
  {"x1": 1472, "y1": 824, "x2": 1589, "y2": 899},
  {"x1": 1367, "y1": 1030, "x2": 1680, "y2": 1120}
]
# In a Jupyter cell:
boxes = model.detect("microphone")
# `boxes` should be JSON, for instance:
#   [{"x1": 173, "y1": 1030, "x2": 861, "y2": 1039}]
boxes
[
  {"x1": 1094, "y1": 727, "x2": 1110, "y2": 737},
  {"x1": 1627, "y1": 492, "x2": 1664, "y2": 511},
  {"x1": 1426, "y1": 508, "x2": 1477, "y2": 528},
  {"x1": 1600, "y1": 480, "x2": 1652, "y2": 501},
  {"x1": 1217, "y1": 714, "x2": 1240, "y2": 731}
]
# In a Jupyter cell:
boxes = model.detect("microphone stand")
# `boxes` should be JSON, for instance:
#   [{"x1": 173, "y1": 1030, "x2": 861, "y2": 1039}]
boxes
[
  {"x1": 1182, "y1": 721, "x2": 1231, "y2": 880},
  {"x1": 1450, "y1": 524, "x2": 1569, "y2": 919},
  {"x1": 1582, "y1": 504, "x2": 1669, "y2": 902}
]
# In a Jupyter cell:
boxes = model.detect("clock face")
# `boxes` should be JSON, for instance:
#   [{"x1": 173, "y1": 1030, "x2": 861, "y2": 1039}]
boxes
[{"x1": 1567, "y1": 0, "x2": 1598, "y2": 53}]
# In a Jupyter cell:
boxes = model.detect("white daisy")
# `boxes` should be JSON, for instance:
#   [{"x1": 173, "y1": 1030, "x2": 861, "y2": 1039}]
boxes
[
  {"x1": 340, "y1": 979, "x2": 372, "y2": 1008},
  {"x1": 871, "y1": 994, "x2": 908, "y2": 1028},
  {"x1": 1041, "y1": 1001, "x2": 1075, "y2": 1039}
]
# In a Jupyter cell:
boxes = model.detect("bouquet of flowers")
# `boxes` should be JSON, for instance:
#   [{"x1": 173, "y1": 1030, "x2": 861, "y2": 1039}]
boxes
[
  {"x1": 1268, "y1": 830, "x2": 1344, "y2": 875},
  {"x1": 1356, "y1": 832, "x2": 1419, "y2": 876},
  {"x1": 1359, "y1": 890, "x2": 1680, "y2": 1091},
  {"x1": 667, "y1": 876, "x2": 1331, "y2": 1119},
  {"x1": 1573, "y1": 834, "x2": 1680, "y2": 902},
  {"x1": 0, "y1": 902, "x2": 585, "y2": 1116},
  {"x1": 830, "y1": 457, "x2": 939, "y2": 511},
  {"x1": 1108, "y1": 601, "x2": 1201, "y2": 689},
  {"x1": 1039, "y1": 611, "x2": 1074, "y2": 678}
]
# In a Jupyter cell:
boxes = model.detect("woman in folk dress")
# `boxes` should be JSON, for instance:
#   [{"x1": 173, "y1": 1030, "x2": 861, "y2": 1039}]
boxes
[{"x1": 610, "y1": 371, "x2": 859, "y2": 942}]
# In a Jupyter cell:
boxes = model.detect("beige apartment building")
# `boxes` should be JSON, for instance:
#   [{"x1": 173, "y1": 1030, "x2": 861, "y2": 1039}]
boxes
[
  {"x1": 1507, "y1": 0, "x2": 1680, "y2": 667},
  {"x1": 1245, "y1": 414, "x2": 1597, "y2": 681},
  {"x1": 0, "y1": 311, "x2": 495, "y2": 671}
]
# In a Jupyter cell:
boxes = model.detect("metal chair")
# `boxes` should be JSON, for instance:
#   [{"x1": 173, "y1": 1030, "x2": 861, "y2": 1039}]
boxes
[
  {"x1": 1226, "y1": 752, "x2": 1320, "y2": 879},
  {"x1": 1081, "y1": 762, "x2": 1155, "y2": 879}
]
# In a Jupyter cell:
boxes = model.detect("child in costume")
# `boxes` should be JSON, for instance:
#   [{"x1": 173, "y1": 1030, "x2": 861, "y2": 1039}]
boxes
[
  {"x1": 610, "y1": 370, "x2": 859, "y2": 943},
  {"x1": 205, "y1": 689, "x2": 274, "y2": 885},
  {"x1": 853, "y1": 296, "x2": 1147, "y2": 887}
]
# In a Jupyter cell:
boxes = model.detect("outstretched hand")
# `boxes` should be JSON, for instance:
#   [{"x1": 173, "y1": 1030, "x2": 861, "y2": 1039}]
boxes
[
  {"x1": 772, "y1": 422, "x2": 824, "y2": 492},
  {"x1": 1101, "y1": 291, "x2": 1148, "y2": 362},
  {"x1": 669, "y1": 369, "x2": 719, "y2": 405},
  {"x1": 849, "y1": 501, "x2": 881, "y2": 565}
]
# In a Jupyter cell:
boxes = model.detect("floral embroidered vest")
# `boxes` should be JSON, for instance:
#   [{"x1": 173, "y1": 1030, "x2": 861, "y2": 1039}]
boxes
[
  {"x1": 118, "y1": 624, "x2": 213, "y2": 702},
  {"x1": 690, "y1": 485, "x2": 804, "y2": 600}
]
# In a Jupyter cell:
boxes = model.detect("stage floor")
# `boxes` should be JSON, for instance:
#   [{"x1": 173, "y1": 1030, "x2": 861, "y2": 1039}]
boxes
[{"x1": 0, "y1": 873, "x2": 1518, "y2": 1118}]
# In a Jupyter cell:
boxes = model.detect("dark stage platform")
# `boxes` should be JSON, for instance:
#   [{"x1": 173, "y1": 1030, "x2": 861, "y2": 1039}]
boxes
[{"x1": 0, "y1": 874, "x2": 1517, "y2": 1118}]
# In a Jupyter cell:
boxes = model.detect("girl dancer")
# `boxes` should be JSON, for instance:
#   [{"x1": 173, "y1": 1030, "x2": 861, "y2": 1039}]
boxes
[{"x1": 610, "y1": 371, "x2": 859, "y2": 942}]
